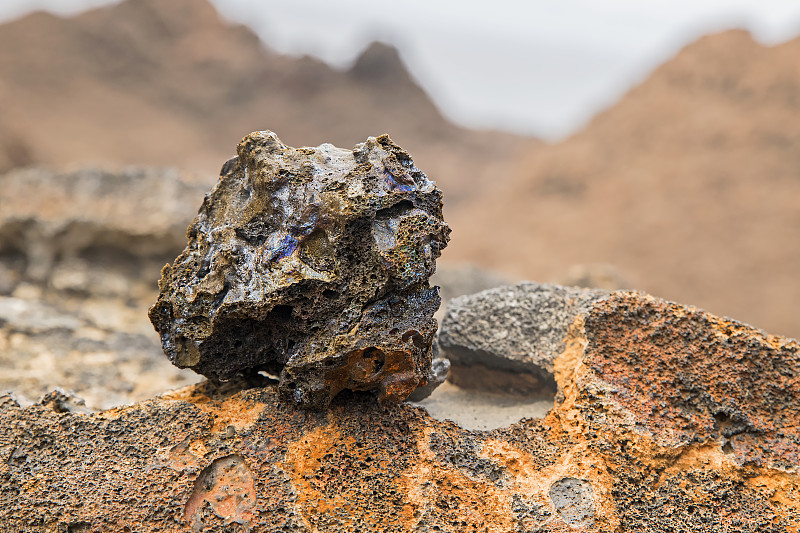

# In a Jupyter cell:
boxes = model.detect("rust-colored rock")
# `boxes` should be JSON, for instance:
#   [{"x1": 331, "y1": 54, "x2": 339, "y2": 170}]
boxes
[
  {"x1": 149, "y1": 131, "x2": 450, "y2": 409},
  {"x1": 3, "y1": 286, "x2": 799, "y2": 531}
]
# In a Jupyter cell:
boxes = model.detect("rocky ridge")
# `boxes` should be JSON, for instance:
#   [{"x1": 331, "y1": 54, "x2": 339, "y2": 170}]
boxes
[
  {"x1": 447, "y1": 29, "x2": 800, "y2": 339},
  {"x1": 0, "y1": 0, "x2": 529, "y2": 210}
]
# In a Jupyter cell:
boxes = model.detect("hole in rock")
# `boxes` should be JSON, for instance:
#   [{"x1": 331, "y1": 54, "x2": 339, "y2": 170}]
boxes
[
  {"x1": 269, "y1": 305, "x2": 292, "y2": 322},
  {"x1": 375, "y1": 199, "x2": 414, "y2": 219},
  {"x1": 66, "y1": 522, "x2": 91, "y2": 533},
  {"x1": 401, "y1": 329, "x2": 426, "y2": 348},
  {"x1": 549, "y1": 478, "x2": 595, "y2": 527},
  {"x1": 184, "y1": 454, "x2": 256, "y2": 530},
  {"x1": 322, "y1": 289, "x2": 338, "y2": 299},
  {"x1": 358, "y1": 347, "x2": 385, "y2": 376},
  {"x1": 722, "y1": 441, "x2": 734, "y2": 454},
  {"x1": 714, "y1": 412, "x2": 730, "y2": 424}
]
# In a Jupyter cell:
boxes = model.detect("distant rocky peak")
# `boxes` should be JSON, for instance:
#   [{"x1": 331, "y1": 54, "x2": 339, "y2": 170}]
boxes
[{"x1": 349, "y1": 41, "x2": 413, "y2": 85}]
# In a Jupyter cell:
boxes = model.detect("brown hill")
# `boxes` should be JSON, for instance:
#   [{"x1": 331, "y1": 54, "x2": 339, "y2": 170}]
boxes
[
  {"x1": 0, "y1": 0, "x2": 529, "y2": 207},
  {"x1": 447, "y1": 29, "x2": 800, "y2": 338}
]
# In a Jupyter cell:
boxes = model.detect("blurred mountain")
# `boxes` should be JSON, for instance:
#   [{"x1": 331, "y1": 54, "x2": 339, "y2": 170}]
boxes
[
  {"x1": 447, "y1": 29, "x2": 800, "y2": 338},
  {"x1": 0, "y1": 0, "x2": 530, "y2": 206}
]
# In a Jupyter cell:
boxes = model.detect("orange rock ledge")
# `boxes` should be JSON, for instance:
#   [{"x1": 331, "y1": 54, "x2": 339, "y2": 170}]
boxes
[{"x1": 1, "y1": 290, "x2": 798, "y2": 532}]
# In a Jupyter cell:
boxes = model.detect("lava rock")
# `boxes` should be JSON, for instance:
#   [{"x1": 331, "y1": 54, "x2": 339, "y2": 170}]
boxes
[
  {"x1": 405, "y1": 350, "x2": 450, "y2": 402},
  {"x1": 0, "y1": 166, "x2": 205, "y2": 292},
  {"x1": 438, "y1": 282, "x2": 608, "y2": 395},
  {"x1": 149, "y1": 131, "x2": 450, "y2": 409},
  {"x1": 3, "y1": 289, "x2": 799, "y2": 532},
  {"x1": 39, "y1": 388, "x2": 94, "y2": 415}
]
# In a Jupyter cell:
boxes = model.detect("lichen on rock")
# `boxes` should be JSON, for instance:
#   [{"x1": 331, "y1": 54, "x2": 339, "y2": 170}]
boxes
[{"x1": 149, "y1": 131, "x2": 450, "y2": 409}]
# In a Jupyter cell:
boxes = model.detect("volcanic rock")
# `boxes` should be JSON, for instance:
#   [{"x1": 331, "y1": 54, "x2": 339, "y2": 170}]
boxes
[
  {"x1": 405, "y1": 348, "x2": 450, "y2": 402},
  {"x1": 0, "y1": 166, "x2": 205, "y2": 298},
  {"x1": 149, "y1": 131, "x2": 450, "y2": 409},
  {"x1": 438, "y1": 282, "x2": 607, "y2": 395},
  {"x1": 0, "y1": 166, "x2": 204, "y2": 409},
  {"x1": 3, "y1": 288, "x2": 798, "y2": 531}
]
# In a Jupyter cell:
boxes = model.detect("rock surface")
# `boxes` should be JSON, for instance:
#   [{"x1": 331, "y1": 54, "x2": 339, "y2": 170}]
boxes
[
  {"x1": 0, "y1": 294, "x2": 199, "y2": 410},
  {"x1": 405, "y1": 351, "x2": 450, "y2": 402},
  {"x1": 0, "y1": 166, "x2": 205, "y2": 298},
  {"x1": 150, "y1": 131, "x2": 450, "y2": 409},
  {"x1": 438, "y1": 283, "x2": 608, "y2": 395},
  {"x1": 2, "y1": 287, "x2": 798, "y2": 531},
  {"x1": 0, "y1": 166, "x2": 203, "y2": 409}
]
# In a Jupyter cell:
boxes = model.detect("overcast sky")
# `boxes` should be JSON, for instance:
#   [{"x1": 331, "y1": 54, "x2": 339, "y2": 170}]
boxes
[{"x1": 2, "y1": 0, "x2": 800, "y2": 139}]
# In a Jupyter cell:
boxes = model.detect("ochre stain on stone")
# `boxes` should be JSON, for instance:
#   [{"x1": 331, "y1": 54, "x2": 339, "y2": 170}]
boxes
[
  {"x1": 162, "y1": 383, "x2": 267, "y2": 433},
  {"x1": 746, "y1": 472, "x2": 800, "y2": 533},
  {"x1": 480, "y1": 438, "x2": 620, "y2": 531},
  {"x1": 399, "y1": 427, "x2": 515, "y2": 533},
  {"x1": 2, "y1": 290, "x2": 799, "y2": 532}
]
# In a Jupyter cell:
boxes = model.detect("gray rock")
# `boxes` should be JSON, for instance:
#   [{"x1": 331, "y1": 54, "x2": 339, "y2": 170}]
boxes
[
  {"x1": 0, "y1": 296, "x2": 82, "y2": 333},
  {"x1": 549, "y1": 477, "x2": 595, "y2": 527},
  {"x1": 39, "y1": 388, "x2": 95, "y2": 415},
  {"x1": 150, "y1": 131, "x2": 450, "y2": 409},
  {"x1": 0, "y1": 166, "x2": 205, "y2": 298},
  {"x1": 438, "y1": 282, "x2": 608, "y2": 394},
  {"x1": 406, "y1": 355, "x2": 450, "y2": 402}
]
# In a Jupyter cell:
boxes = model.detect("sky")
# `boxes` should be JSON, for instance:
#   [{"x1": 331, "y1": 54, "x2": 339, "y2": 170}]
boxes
[{"x1": 2, "y1": 0, "x2": 800, "y2": 140}]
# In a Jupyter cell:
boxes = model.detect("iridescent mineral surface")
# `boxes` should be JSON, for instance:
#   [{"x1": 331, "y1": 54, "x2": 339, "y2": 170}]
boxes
[{"x1": 149, "y1": 131, "x2": 450, "y2": 409}]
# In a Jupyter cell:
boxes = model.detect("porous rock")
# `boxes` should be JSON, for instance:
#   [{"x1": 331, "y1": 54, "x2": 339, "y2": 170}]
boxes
[
  {"x1": 0, "y1": 166, "x2": 207, "y2": 409},
  {"x1": 405, "y1": 350, "x2": 450, "y2": 402},
  {"x1": 149, "y1": 131, "x2": 450, "y2": 409},
  {"x1": 3, "y1": 287, "x2": 799, "y2": 531},
  {"x1": 0, "y1": 166, "x2": 204, "y2": 296},
  {"x1": 438, "y1": 282, "x2": 608, "y2": 395}
]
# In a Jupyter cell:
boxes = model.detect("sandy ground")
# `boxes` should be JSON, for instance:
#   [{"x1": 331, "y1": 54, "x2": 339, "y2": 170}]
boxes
[{"x1": 408, "y1": 381, "x2": 553, "y2": 431}]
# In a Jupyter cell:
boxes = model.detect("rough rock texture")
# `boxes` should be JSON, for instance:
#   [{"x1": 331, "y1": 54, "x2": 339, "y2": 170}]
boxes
[
  {"x1": 150, "y1": 131, "x2": 450, "y2": 409},
  {"x1": 2, "y1": 287, "x2": 798, "y2": 532},
  {"x1": 406, "y1": 351, "x2": 450, "y2": 402},
  {"x1": 0, "y1": 166, "x2": 205, "y2": 298},
  {"x1": 0, "y1": 166, "x2": 203, "y2": 408},
  {"x1": 438, "y1": 283, "x2": 608, "y2": 395}
]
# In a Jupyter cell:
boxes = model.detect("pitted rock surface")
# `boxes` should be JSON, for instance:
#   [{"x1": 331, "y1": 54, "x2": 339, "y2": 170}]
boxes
[
  {"x1": 0, "y1": 167, "x2": 204, "y2": 409},
  {"x1": 2, "y1": 287, "x2": 800, "y2": 531},
  {"x1": 149, "y1": 131, "x2": 450, "y2": 409},
  {"x1": 438, "y1": 282, "x2": 608, "y2": 394},
  {"x1": 549, "y1": 477, "x2": 596, "y2": 527}
]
